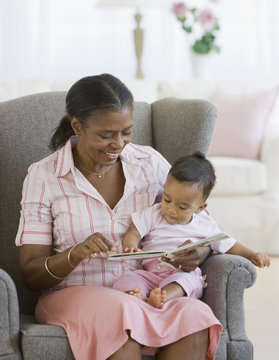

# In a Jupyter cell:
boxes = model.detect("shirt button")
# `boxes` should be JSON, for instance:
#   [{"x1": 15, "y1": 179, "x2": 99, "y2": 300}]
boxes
[{"x1": 112, "y1": 214, "x2": 117, "y2": 221}]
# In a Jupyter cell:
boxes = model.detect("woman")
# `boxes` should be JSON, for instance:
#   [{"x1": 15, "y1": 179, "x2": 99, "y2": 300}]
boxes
[{"x1": 16, "y1": 73, "x2": 222, "y2": 360}]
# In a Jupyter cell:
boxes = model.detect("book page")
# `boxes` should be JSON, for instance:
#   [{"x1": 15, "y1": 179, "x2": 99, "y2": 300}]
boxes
[
  {"x1": 108, "y1": 250, "x2": 165, "y2": 260},
  {"x1": 166, "y1": 232, "x2": 230, "y2": 255}
]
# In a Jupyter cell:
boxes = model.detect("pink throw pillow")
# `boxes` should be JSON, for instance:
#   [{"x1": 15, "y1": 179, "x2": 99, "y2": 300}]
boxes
[{"x1": 207, "y1": 86, "x2": 279, "y2": 159}]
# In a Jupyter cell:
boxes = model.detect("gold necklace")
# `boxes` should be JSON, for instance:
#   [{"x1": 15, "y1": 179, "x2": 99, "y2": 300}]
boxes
[{"x1": 74, "y1": 153, "x2": 112, "y2": 179}]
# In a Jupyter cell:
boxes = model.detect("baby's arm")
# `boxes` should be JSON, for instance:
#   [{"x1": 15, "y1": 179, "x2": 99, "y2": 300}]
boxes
[
  {"x1": 123, "y1": 223, "x2": 142, "y2": 253},
  {"x1": 226, "y1": 242, "x2": 271, "y2": 268}
]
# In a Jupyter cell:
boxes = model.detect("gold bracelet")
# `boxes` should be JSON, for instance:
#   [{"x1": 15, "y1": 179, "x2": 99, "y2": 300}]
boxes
[
  {"x1": 67, "y1": 243, "x2": 79, "y2": 269},
  {"x1": 44, "y1": 257, "x2": 64, "y2": 280}
]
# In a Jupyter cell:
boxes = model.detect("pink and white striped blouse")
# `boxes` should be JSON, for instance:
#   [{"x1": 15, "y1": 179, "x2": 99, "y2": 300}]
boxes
[{"x1": 15, "y1": 137, "x2": 170, "y2": 290}]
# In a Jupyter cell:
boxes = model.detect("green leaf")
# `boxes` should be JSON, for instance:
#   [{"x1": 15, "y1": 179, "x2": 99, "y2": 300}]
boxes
[
  {"x1": 192, "y1": 40, "x2": 210, "y2": 54},
  {"x1": 213, "y1": 45, "x2": 221, "y2": 53},
  {"x1": 190, "y1": 8, "x2": 198, "y2": 14},
  {"x1": 203, "y1": 32, "x2": 215, "y2": 42},
  {"x1": 177, "y1": 16, "x2": 186, "y2": 22},
  {"x1": 183, "y1": 25, "x2": 192, "y2": 33},
  {"x1": 214, "y1": 23, "x2": 220, "y2": 31}
]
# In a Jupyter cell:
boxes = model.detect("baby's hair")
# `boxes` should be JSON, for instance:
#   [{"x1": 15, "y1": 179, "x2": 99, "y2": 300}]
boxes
[{"x1": 169, "y1": 152, "x2": 216, "y2": 201}]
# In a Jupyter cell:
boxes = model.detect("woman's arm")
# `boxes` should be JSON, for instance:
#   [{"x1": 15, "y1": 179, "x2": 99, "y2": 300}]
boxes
[
  {"x1": 19, "y1": 233, "x2": 116, "y2": 291},
  {"x1": 19, "y1": 244, "x2": 75, "y2": 291}
]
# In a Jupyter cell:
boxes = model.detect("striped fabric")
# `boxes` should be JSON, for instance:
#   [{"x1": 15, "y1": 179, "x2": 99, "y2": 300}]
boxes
[{"x1": 15, "y1": 137, "x2": 170, "y2": 290}]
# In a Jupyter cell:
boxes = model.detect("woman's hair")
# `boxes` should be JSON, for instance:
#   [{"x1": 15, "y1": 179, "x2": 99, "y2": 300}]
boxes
[
  {"x1": 169, "y1": 152, "x2": 216, "y2": 201},
  {"x1": 49, "y1": 73, "x2": 134, "y2": 151}
]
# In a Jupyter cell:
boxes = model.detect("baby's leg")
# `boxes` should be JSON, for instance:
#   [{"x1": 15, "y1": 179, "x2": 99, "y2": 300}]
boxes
[
  {"x1": 146, "y1": 282, "x2": 185, "y2": 308},
  {"x1": 161, "y1": 282, "x2": 186, "y2": 301},
  {"x1": 113, "y1": 271, "x2": 167, "y2": 307},
  {"x1": 159, "y1": 267, "x2": 206, "y2": 300},
  {"x1": 113, "y1": 269, "x2": 161, "y2": 302},
  {"x1": 145, "y1": 281, "x2": 186, "y2": 308}
]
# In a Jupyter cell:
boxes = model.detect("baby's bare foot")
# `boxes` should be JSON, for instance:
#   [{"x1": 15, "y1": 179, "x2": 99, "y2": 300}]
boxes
[
  {"x1": 127, "y1": 287, "x2": 146, "y2": 301},
  {"x1": 147, "y1": 288, "x2": 167, "y2": 308}
]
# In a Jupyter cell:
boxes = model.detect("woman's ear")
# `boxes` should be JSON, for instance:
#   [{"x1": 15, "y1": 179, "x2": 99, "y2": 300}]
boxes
[
  {"x1": 195, "y1": 202, "x2": 208, "y2": 214},
  {"x1": 70, "y1": 117, "x2": 82, "y2": 136}
]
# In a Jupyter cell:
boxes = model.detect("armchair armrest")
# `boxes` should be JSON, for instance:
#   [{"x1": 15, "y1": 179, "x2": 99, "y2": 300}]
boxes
[
  {"x1": 0, "y1": 269, "x2": 21, "y2": 360},
  {"x1": 200, "y1": 254, "x2": 257, "y2": 360}
]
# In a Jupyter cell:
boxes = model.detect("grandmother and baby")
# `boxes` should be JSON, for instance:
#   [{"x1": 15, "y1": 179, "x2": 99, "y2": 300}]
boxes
[{"x1": 15, "y1": 73, "x2": 270, "y2": 360}]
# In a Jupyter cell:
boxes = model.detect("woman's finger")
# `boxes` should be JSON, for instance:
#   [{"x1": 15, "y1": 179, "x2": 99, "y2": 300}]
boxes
[
  {"x1": 92, "y1": 232, "x2": 116, "y2": 252},
  {"x1": 84, "y1": 233, "x2": 115, "y2": 255}
]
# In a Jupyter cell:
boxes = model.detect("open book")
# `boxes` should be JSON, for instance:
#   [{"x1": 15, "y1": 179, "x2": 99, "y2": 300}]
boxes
[{"x1": 108, "y1": 232, "x2": 230, "y2": 261}]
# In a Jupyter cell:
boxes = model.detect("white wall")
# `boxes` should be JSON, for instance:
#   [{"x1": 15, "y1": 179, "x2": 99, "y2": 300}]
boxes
[{"x1": 0, "y1": 0, "x2": 279, "y2": 87}]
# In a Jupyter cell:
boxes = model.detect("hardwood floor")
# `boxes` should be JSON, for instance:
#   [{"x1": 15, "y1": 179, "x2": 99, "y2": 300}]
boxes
[{"x1": 244, "y1": 256, "x2": 279, "y2": 360}]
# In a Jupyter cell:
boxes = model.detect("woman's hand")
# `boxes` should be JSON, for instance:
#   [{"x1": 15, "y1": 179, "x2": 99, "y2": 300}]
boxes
[
  {"x1": 161, "y1": 240, "x2": 212, "y2": 272},
  {"x1": 72, "y1": 233, "x2": 116, "y2": 262}
]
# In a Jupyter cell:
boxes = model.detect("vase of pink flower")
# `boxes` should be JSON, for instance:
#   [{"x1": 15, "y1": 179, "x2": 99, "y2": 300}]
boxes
[{"x1": 171, "y1": 1, "x2": 220, "y2": 77}]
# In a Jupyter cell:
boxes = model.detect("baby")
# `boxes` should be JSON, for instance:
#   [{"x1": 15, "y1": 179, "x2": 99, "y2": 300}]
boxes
[{"x1": 113, "y1": 152, "x2": 270, "y2": 307}]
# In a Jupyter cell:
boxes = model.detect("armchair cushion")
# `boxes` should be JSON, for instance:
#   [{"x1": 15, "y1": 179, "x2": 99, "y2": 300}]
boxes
[
  {"x1": 207, "y1": 86, "x2": 279, "y2": 159},
  {"x1": 20, "y1": 314, "x2": 74, "y2": 360},
  {"x1": 209, "y1": 157, "x2": 267, "y2": 196}
]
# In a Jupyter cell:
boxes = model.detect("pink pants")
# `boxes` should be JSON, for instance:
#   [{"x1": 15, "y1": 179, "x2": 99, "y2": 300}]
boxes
[{"x1": 113, "y1": 260, "x2": 206, "y2": 299}]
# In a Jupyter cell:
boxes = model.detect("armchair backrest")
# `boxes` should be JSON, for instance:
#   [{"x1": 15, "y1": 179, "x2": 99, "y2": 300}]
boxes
[{"x1": 0, "y1": 92, "x2": 216, "y2": 314}]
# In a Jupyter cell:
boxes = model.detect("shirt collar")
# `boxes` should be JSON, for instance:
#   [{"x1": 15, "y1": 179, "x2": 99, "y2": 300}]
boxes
[
  {"x1": 54, "y1": 140, "x2": 151, "y2": 177},
  {"x1": 120, "y1": 143, "x2": 151, "y2": 166},
  {"x1": 54, "y1": 137, "x2": 76, "y2": 178}
]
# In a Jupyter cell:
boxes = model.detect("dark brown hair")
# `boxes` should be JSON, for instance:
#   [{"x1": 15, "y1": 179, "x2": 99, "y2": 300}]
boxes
[
  {"x1": 49, "y1": 73, "x2": 134, "y2": 151},
  {"x1": 169, "y1": 152, "x2": 216, "y2": 201}
]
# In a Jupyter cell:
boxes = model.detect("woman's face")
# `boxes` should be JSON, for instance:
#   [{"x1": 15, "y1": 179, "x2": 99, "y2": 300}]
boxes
[{"x1": 73, "y1": 107, "x2": 133, "y2": 168}]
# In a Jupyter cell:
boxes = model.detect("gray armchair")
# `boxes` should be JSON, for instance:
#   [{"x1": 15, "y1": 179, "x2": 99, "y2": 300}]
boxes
[{"x1": 0, "y1": 92, "x2": 257, "y2": 360}]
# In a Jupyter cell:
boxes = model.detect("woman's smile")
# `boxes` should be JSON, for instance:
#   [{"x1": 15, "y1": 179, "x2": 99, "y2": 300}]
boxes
[{"x1": 101, "y1": 150, "x2": 121, "y2": 161}]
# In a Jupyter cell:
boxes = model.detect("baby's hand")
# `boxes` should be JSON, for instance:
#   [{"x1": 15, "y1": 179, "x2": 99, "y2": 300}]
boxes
[
  {"x1": 123, "y1": 247, "x2": 143, "y2": 253},
  {"x1": 250, "y1": 252, "x2": 271, "y2": 268}
]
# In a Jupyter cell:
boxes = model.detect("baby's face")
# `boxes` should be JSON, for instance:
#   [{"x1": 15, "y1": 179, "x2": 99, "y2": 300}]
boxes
[{"x1": 161, "y1": 175, "x2": 207, "y2": 225}]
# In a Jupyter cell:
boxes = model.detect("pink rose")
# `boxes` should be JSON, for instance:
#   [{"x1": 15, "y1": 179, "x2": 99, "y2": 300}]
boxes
[
  {"x1": 197, "y1": 9, "x2": 217, "y2": 30},
  {"x1": 171, "y1": 2, "x2": 188, "y2": 17}
]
